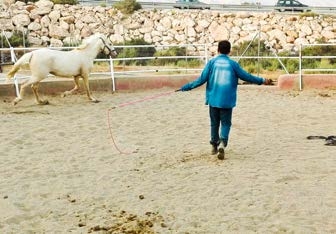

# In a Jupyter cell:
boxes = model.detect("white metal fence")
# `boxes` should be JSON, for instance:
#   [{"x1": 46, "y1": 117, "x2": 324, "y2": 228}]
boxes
[
  {"x1": 0, "y1": 43, "x2": 210, "y2": 94},
  {"x1": 1, "y1": 43, "x2": 335, "y2": 95}
]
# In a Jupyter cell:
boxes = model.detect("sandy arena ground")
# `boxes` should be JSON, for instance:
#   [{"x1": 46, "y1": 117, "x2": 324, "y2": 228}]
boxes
[{"x1": 0, "y1": 85, "x2": 336, "y2": 233}]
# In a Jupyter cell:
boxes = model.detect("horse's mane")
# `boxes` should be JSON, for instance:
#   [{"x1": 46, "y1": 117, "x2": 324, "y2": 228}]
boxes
[{"x1": 77, "y1": 33, "x2": 105, "y2": 50}]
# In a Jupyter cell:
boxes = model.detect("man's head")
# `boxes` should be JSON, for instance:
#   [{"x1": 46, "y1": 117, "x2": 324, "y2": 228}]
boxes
[{"x1": 218, "y1": 40, "x2": 231, "y2": 55}]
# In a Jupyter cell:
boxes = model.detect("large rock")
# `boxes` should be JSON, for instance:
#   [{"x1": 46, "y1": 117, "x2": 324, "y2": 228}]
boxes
[
  {"x1": 31, "y1": 0, "x2": 53, "y2": 15},
  {"x1": 160, "y1": 17, "x2": 171, "y2": 29},
  {"x1": 210, "y1": 24, "x2": 230, "y2": 41},
  {"x1": 300, "y1": 23, "x2": 312, "y2": 36},
  {"x1": 321, "y1": 30, "x2": 334, "y2": 40},
  {"x1": 49, "y1": 10, "x2": 60, "y2": 23},
  {"x1": 268, "y1": 29, "x2": 287, "y2": 44},
  {"x1": 0, "y1": 18, "x2": 14, "y2": 30},
  {"x1": 11, "y1": 13, "x2": 31, "y2": 26},
  {"x1": 40, "y1": 15, "x2": 50, "y2": 28},
  {"x1": 28, "y1": 21, "x2": 41, "y2": 31},
  {"x1": 49, "y1": 24, "x2": 69, "y2": 39}
]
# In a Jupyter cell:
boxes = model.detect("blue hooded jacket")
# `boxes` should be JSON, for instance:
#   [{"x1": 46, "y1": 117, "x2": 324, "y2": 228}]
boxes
[{"x1": 181, "y1": 54, "x2": 265, "y2": 108}]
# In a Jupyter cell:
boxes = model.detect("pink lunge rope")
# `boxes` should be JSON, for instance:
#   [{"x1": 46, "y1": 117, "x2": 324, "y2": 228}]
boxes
[{"x1": 107, "y1": 90, "x2": 176, "y2": 154}]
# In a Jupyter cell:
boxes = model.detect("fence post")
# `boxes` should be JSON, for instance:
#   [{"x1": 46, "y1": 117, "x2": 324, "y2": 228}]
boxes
[
  {"x1": 109, "y1": 56, "x2": 115, "y2": 92},
  {"x1": 9, "y1": 46, "x2": 21, "y2": 98},
  {"x1": 204, "y1": 43, "x2": 208, "y2": 64},
  {"x1": 299, "y1": 44, "x2": 302, "y2": 91}
]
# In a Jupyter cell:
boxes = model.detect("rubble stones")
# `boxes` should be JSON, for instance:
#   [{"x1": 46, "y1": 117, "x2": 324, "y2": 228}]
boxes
[{"x1": 1, "y1": 0, "x2": 335, "y2": 53}]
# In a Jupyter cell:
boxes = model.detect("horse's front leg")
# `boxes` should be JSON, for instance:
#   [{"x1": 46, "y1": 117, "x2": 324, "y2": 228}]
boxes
[
  {"x1": 61, "y1": 76, "x2": 80, "y2": 97},
  {"x1": 82, "y1": 74, "x2": 99, "y2": 103}
]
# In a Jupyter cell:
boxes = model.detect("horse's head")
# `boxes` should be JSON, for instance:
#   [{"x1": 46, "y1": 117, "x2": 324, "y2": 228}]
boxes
[{"x1": 97, "y1": 34, "x2": 118, "y2": 58}]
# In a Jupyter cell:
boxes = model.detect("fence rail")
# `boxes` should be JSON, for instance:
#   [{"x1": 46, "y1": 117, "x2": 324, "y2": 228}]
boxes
[{"x1": 1, "y1": 43, "x2": 335, "y2": 94}]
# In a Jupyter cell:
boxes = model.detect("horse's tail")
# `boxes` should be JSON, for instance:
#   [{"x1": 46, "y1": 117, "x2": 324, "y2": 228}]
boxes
[{"x1": 6, "y1": 52, "x2": 33, "y2": 79}]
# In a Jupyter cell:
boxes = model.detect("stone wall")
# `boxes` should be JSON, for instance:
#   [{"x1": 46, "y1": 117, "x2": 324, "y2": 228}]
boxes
[{"x1": 1, "y1": 0, "x2": 335, "y2": 54}]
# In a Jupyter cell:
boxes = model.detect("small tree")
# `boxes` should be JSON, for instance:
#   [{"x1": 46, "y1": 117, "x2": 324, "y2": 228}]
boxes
[
  {"x1": 51, "y1": 0, "x2": 78, "y2": 5},
  {"x1": 114, "y1": 0, "x2": 142, "y2": 14}
]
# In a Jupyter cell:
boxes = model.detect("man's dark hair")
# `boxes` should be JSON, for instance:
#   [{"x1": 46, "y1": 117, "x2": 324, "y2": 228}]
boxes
[{"x1": 218, "y1": 40, "x2": 231, "y2": 54}]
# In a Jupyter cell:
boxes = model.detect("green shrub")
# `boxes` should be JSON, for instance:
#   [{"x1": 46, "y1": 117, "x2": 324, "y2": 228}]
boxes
[
  {"x1": 276, "y1": 51, "x2": 297, "y2": 73},
  {"x1": 295, "y1": 44, "x2": 336, "y2": 70},
  {"x1": 0, "y1": 31, "x2": 29, "y2": 47},
  {"x1": 299, "y1": 12, "x2": 318, "y2": 18},
  {"x1": 232, "y1": 40, "x2": 273, "y2": 57},
  {"x1": 263, "y1": 59, "x2": 280, "y2": 71},
  {"x1": 0, "y1": 31, "x2": 29, "y2": 63},
  {"x1": 115, "y1": 38, "x2": 155, "y2": 65},
  {"x1": 151, "y1": 46, "x2": 187, "y2": 66},
  {"x1": 62, "y1": 39, "x2": 81, "y2": 48},
  {"x1": 114, "y1": 0, "x2": 142, "y2": 14},
  {"x1": 176, "y1": 59, "x2": 203, "y2": 68},
  {"x1": 244, "y1": 64, "x2": 257, "y2": 73},
  {"x1": 233, "y1": 39, "x2": 336, "y2": 73},
  {"x1": 285, "y1": 59, "x2": 299, "y2": 73},
  {"x1": 304, "y1": 43, "x2": 336, "y2": 64},
  {"x1": 15, "y1": 0, "x2": 39, "y2": 3},
  {"x1": 312, "y1": 58, "x2": 336, "y2": 74},
  {"x1": 232, "y1": 40, "x2": 273, "y2": 69}
]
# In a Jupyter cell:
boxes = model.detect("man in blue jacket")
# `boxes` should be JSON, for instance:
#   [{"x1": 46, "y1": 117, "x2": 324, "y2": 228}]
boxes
[{"x1": 177, "y1": 40, "x2": 272, "y2": 160}]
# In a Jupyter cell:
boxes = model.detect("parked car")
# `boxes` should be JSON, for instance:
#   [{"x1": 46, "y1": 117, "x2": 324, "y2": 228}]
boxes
[
  {"x1": 275, "y1": 0, "x2": 311, "y2": 12},
  {"x1": 173, "y1": 0, "x2": 210, "y2": 10}
]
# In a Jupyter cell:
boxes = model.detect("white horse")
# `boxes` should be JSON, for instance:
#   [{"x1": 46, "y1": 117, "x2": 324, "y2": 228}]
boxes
[{"x1": 7, "y1": 33, "x2": 117, "y2": 105}]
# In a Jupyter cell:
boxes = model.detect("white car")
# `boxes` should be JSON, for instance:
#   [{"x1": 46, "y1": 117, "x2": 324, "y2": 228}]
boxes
[
  {"x1": 275, "y1": 0, "x2": 311, "y2": 12},
  {"x1": 173, "y1": 0, "x2": 210, "y2": 10}
]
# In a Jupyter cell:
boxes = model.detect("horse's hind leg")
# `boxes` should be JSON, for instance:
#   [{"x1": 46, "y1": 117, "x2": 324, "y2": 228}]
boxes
[
  {"x1": 13, "y1": 79, "x2": 47, "y2": 105},
  {"x1": 13, "y1": 79, "x2": 29, "y2": 105},
  {"x1": 62, "y1": 76, "x2": 80, "y2": 97},
  {"x1": 31, "y1": 83, "x2": 49, "y2": 105},
  {"x1": 82, "y1": 75, "x2": 99, "y2": 103}
]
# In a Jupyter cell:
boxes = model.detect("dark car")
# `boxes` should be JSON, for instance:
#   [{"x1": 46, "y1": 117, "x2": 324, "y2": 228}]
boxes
[
  {"x1": 173, "y1": 0, "x2": 210, "y2": 10},
  {"x1": 275, "y1": 0, "x2": 311, "y2": 12}
]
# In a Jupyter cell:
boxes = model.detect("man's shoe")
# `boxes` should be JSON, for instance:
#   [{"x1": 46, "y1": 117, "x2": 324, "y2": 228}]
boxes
[
  {"x1": 217, "y1": 142, "x2": 225, "y2": 160},
  {"x1": 211, "y1": 145, "x2": 218, "y2": 155}
]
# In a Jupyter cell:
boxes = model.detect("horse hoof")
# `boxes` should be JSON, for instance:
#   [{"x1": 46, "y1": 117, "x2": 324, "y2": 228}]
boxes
[
  {"x1": 92, "y1": 99, "x2": 100, "y2": 103},
  {"x1": 13, "y1": 98, "x2": 21, "y2": 105},
  {"x1": 61, "y1": 91, "x2": 71, "y2": 97},
  {"x1": 38, "y1": 100, "x2": 49, "y2": 105}
]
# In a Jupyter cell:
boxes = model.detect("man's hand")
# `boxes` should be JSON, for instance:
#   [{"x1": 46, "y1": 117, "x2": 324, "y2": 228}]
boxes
[{"x1": 264, "y1": 78, "x2": 273, "y2": 85}]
